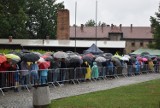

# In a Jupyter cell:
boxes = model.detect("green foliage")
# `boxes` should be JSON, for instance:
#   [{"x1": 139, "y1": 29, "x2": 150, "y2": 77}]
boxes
[
  {"x1": 85, "y1": 19, "x2": 96, "y2": 27},
  {"x1": 0, "y1": 0, "x2": 28, "y2": 38},
  {"x1": 50, "y1": 79, "x2": 160, "y2": 108},
  {"x1": 0, "y1": 0, "x2": 64, "y2": 39},
  {"x1": 150, "y1": 4, "x2": 160, "y2": 49}
]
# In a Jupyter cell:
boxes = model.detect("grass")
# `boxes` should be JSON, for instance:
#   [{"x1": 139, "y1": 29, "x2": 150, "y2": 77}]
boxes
[{"x1": 49, "y1": 79, "x2": 160, "y2": 108}]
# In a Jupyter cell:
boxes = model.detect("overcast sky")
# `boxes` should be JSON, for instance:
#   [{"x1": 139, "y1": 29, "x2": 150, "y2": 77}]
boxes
[{"x1": 57, "y1": 0, "x2": 159, "y2": 26}]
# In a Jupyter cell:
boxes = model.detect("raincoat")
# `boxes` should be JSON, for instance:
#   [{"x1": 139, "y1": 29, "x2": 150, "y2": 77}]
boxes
[
  {"x1": 85, "y1": 62, "x2": 91, "y2": 79},
  {"x1": 91, "y1": 62, "x2": 99, "y2": 79},
  {"x1": 148, "y1": 60, "x2": 154, "y2": 72}
]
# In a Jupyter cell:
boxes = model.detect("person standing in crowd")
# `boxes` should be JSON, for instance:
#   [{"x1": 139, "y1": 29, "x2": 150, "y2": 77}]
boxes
[
  {"x1": 60, "y1": 58, "x2": 67, "y2": 84},
  {"x1": 30, "y1": 62, "x2": 39, "y2": 85},
  {"x1": 9, "y1": 63, "x2": 19, "y2": 92},
  {"x1": 40, "y1": 69, "x2": 48, "y2": 84},
  {"x1": 135, "y1": 59, "x2": 140, "y2": 75},
  {"x1": 106, "y1": 60, "x2": 114, "y2": 76},
  {"x1": 91, "y1": 62, "x2": 99, "y2": 80},
  {"x1": 20, "y1": 61, "x2": 30, "y2": 89},
  {"x1": 148, "y1": 59, "x2": 154, "y2": 72},
  {"x1": 52, "y1": 58, "x2": 60, "y2": 84},
  {"x1": 84, "y1": 61, "x2": 91, "y2": 80},
  {"x1": 0, "y1": 61, "x2": 11, "y2": 92}
]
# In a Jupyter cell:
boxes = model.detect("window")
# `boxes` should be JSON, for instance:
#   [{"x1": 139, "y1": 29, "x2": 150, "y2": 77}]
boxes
[
  {"x1": 131, "y1": 42, "x2": 135, "y2": 47},
  {"x1": 140, "y1": 42, "x2": 143, "y2": 47}
]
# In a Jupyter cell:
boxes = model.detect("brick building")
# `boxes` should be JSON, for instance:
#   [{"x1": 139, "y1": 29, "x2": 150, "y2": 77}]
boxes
[{"x1": 56, "y1": 9, "x2": 153, "y2": 54}]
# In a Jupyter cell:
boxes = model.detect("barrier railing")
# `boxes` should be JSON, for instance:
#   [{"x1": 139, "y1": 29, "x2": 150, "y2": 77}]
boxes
[{"x1": 0, "y1": 64, "x2": 158, "y2": 95}]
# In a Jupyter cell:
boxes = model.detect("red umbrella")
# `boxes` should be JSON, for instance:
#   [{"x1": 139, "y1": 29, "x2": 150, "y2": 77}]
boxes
[
  {"x1": 0, "y1": 55, "x2": 7, "y2": 64},
  {"x1": 38, "y1": 61, "x2": 50, "y2": 69}
]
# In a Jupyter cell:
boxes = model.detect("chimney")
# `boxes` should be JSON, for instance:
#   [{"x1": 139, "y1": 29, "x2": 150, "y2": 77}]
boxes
[
  {"x1": 56, "y1": 9, "x2": 70, "y2": 40},
  {"x1": 101, "y1": 24, "x2": 104, "y2": 32},
  {"x1": 119, "y1": 24, "x2": 122, "y2": 31},
  {"x1": 130, "y1": 24, "x2": 133, "y2": 32},
  {"x1": 9, "y1": 36, "x2": 12, "y2": 42},
  {"x1": 80, "y1": 24, "x2": 84, "y2": 32},
  {"x1": 111, "y1": 24, "x2": 114, "y2": 30}
]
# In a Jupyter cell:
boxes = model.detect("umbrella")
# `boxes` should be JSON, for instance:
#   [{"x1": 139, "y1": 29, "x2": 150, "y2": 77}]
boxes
[
  {"x1": 9, "y1": 51, "x2": 24, "y2": 58},
  {"x1": 124, "y1": 55, "x2": 131, "y2": 59},
  {"x1": 53, "y1": 51, "x2": 68, "y2": 58},
  {"x1": 69, "y1": 55, "x2": 83, "y2": 65},
  {"x1": 41, "y1": 55, "x2": 53, "y2": 61},
  {"x1": 111, "y1": 57, "x2": 121, "y2": 66},
  {"x1": 142, "y1": 58, "x2": 148, "y2": 62},
  {"x1": 38, "y1": 57, "x2": 45, "y2": 62},
  {"x1": 82, "y1": 55, "x2": 93, "y2": 65},
  {"x1": 5, "y1": 54, "x2": 21, "y2": 63},
  {"x1": 22, "y1": 53, "x2": 40, "y2": 62},
  {"x1": 84, "y1": 53, "x2": 95, "y2": 58},
  {"x1": 0, "y1": 55, "x2": 7, "y2": 64},
  {"x1": 95, "y1": 56, "x2": 106, "y2": 62},
  {"x1": 121, "y1": 56, "x2": 129, "y2": 61},
  {"x1": 33, "y1": 52, "x2": 42, "y2": 57},
  {"x1": 38, "y1": 61, "x2": 50, "y2": 69},
  {"x1": 44, "y1": 52, "x2": 53, "y2": 56},
  {"x1": 112, "y1": 54, "x2": 122, "y2": 59}
]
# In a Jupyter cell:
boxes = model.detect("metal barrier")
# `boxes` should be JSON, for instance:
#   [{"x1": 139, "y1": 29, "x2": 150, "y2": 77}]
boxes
[{"x1": 0, "y1": 64, "x2": 159, "y2": 95}]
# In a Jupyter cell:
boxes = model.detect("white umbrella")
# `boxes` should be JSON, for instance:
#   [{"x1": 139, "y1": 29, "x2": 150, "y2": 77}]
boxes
[
  {"x1": 121, "y1": 56, "x2": 129, "y2": 61},
  {"x1": 53, "y1": 51, "x2": 68, "y2": 58},
  {"x1": 95, "y1": 56, "x2": 106, "y2": 62}
]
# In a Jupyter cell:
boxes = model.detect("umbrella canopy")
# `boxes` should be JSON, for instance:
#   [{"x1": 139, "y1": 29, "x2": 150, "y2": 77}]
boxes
[
  {"x1": 121, "y1": 56, "x2": 129, "y2": 61},
  {"x1": 5, "y1": 54, "x2": 21, "y2": 63},
  {"x1": 69, "y1": 55, "x2": 83, "y2": 65},
  {"x1": 0, "y1": 55, "x2": 7, "y2": 64},
  {"x1": 38, "y1": 61, "x2": 50, "y2": 69},
  {"x1": 41, "y1": 55, "x2": 53, "y2": 61},
  {"x1": 95, "y1": 56, "x2": 106, "y2": 62},
  {"x1": 38, "y1": 57, "x2": 45, "y2": 62},
  {"x1": 82, "y1": 55, "x2": 94, "y2": 65},
  {"x1": 111, "y1": 57, "x2": 121, "y2": 66},
  {"x1": 142, "y1": 58, "x2": 148, "y2": 62},
  {"x1": 33, "y1": 52, "x2": 42, "y2": 57},
  {"x1": 22, "y1": 53, "x2": 40, "y2": 62},
  {"x1": 44, "y1": 52, "x2": 53, "y2": 56},
  {"x1": 54, "y1": 51, "x2": 68, "y2": 58}
]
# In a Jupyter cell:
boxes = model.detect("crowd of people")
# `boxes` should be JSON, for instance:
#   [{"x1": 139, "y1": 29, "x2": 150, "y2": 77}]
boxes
[{"x1": 0, "y1": 50, "x2": 159, "y2": 93}]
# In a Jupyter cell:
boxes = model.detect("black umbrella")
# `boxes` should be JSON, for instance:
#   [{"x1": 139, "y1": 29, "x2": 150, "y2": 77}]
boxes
[
  {"x1": 111, "y1": 57, "x2": 121, "y2": 66},
  {"x1": 82, "y1": 55, "x2": 93, "y2": 65},
  {"x1": 69, "y1": 55, "x2": 83, "y2": 65},
  {"x1": 22, "y1": 53, "x2": 40, "y2": 62}
]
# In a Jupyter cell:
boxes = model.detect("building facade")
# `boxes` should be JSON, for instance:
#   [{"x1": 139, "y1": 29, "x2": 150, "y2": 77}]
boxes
[{"x1": 56, "y1": 9, "x2": 153, "y2": 54}]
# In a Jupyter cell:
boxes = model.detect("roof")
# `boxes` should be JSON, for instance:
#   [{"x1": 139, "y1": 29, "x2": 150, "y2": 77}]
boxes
[
  {"x1": 84, "y1": 43, "x2": 104, "y2": 54},
  {"x1": 0, "y1": 39, "x2": 126, "y2": 48},
  {"x1": 70, "y1": 26, "x2": 153, "y2": 39},
  {"x1": 131, "y1": 48, "x2": 160, "y2": 56}
]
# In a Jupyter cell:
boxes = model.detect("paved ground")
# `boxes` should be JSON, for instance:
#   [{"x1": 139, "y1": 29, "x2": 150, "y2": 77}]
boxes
[{"x1": 0, "y1": 73, "x2": 160, "y2": 108}]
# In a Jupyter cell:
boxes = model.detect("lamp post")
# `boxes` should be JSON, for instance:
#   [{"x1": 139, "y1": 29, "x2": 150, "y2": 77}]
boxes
[
  {"x1": 95, "y1": 0, "x2": 98, "y2": 47},
  {"x1": 74, "y1": 1, "x2": 77, "y2": 52}
]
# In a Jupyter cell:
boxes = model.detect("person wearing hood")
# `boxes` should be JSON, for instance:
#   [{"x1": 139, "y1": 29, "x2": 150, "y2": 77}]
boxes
[
  {"x1": 91, "y1": 62, "x2": 99, "y2": 80},
  {"x1": 84, "y1": 61, "x2": 91, "y2": 80}
]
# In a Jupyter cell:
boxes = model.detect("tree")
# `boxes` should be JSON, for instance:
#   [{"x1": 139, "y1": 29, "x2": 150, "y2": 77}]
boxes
[
  {"x1": 149, "y1": 4, "x2": 160, "y2": 49},
  {"x1": 85, "y1": 19, "x2": 96, "y2": 27},
  {"x1": 0, "y1": 0, "x2": 28, "y2": 39},
  {"x1": 25, "y1": 0, "x2": 64, "y2": 39}
]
